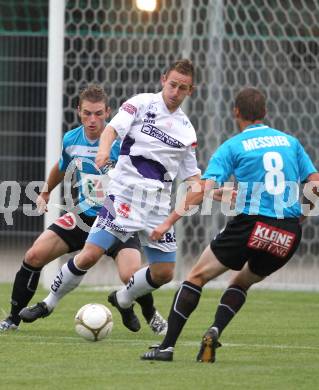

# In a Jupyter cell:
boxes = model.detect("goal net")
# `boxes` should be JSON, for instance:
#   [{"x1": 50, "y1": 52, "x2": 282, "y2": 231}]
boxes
[{"x1": 53, "y1": 0, "x2": 319, "y2": 289}]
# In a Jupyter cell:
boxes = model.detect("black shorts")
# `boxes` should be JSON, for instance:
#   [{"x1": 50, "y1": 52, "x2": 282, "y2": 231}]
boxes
[
  {"x1": 211, "y1": 214, "x2": 302, "y2": 277},
  {"x1": 48, "y1": 212, "x2": 141, "y2": 259}
]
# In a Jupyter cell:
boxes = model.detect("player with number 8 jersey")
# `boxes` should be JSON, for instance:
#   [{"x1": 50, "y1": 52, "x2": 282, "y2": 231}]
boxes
[
  {"x1": 141, "y1": 86, "x2": 319, "y2": 363},
  {"x1": 203, "y1": 123, "x2": 314, "y2": 218}
]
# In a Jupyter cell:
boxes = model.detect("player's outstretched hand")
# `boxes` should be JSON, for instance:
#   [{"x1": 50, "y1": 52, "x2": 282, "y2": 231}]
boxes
[
  {"x1": 150, "y1": 221, "x2": 172, "y2": 241},
  {"x1": 95, "y1": 151, "x2": 110, "y2": 168},
  {"x1": 212, "y1": 187, "x2": 237, "y2": 204},
  {"x1": 36, "y1": 193, "x2": 49, "y2": 214}
]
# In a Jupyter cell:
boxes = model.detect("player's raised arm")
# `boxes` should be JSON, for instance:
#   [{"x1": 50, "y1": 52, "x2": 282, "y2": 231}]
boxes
[
  {"x1": 95, "y1": 125, "x2": 118, "y2": 168},
  {"x1": 150, "y1": 178, "x2": 212, "y2": 240},
  {"x1": 150, "y1": 175, "x2": 237, "y2": 240}
]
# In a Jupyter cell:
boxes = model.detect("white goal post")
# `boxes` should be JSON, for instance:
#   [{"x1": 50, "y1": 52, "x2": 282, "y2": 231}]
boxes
[{"x1": 41, "y1": 0, "x2": 65, "y2": 288}]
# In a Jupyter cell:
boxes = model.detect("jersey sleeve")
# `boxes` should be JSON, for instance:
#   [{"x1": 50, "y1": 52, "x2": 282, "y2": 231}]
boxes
[
  {"x1": 177, "y1": 145, "x2": 201, "y2": 180},
  {"x1": 58, "y1": 136, "x2": 71, "y2": 172},
  {"x1": 108, "y1": 95, "x2": 140, "y2": 139},
  {"x1": 202, "y1": 142, "x2": 233, "y2": 184},
  {"x1": 296, "y1": 140, "x2": 317, "y2": 182},
  {"x1": 110, "y1": 138, "x2": 121, "y2": 163}
]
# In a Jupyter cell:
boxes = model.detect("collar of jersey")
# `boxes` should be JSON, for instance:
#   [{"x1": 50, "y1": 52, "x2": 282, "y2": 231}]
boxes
[
  {"x1": 243, "y1": 124, "x2": 269, "y2": 132},
  {"x1": 82, "y1": 126, "x2": 99, "y2": 145}
]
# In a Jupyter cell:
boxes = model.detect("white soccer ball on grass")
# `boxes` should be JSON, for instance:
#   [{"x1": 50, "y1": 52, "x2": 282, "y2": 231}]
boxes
[{"x1": 75, "y1": 303, "x2": 113, "y2": 341}]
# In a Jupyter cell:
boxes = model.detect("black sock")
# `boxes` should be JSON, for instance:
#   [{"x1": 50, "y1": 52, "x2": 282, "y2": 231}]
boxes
[
  {"x1": 160, "y1": 281, "x2": 202, "y2": 349},
  {"x1": 145, "y1": 267, "x2": 160, "y2": 288},
  {"x1": 135, "y1": 293, "x2": 155, "y2": 323},
  {"x1": 212, "y1": 284, "x2": 247, "y2": 336},
  {"x1": 10, "y1": 261, "x2": 43, "y2": 325}
]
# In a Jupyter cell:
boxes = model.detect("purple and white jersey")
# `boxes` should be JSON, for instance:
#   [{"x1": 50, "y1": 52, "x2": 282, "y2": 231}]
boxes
[{"x1": 108, "y1": 92, "x2": 200, "y2": 194}]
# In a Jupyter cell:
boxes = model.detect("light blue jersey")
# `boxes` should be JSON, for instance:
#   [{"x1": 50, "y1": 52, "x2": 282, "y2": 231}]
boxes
[
  {"x1": 202, "y1": 124, "x2": 317, "y2": 218},
  {"x1": 58, "y1": 125, "x2": 120, "y2": 217}
]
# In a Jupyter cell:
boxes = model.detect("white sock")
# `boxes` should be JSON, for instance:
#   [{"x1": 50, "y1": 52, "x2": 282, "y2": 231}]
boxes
[
  {"x1": 43, "y1": 258, "x2": 86, "y2": 310},
  {"x1": 116, "y1": 267, "x2": 157, "y2": 308}
]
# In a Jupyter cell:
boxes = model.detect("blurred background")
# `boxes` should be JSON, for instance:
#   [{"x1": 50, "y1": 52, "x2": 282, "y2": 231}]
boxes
[{"x1": 1, "y1": 0, "x2": 319, "y2": 289}]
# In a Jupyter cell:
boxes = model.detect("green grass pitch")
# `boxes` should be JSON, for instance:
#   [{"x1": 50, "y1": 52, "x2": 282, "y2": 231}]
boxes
[{"x1": 1, "y1": 283, "x2": 319, "y2": 390}]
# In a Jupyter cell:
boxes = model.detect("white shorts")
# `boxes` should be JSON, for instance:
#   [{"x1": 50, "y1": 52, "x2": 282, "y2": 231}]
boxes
[{"x1": 92, "y1": 181, "x2": 177, "y2": 253}]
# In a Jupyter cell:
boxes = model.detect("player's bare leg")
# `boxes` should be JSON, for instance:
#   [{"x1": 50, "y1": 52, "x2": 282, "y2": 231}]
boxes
[
  {"x1": 25, "y1": 230, "x2": 70, "y2": 267},
  {"x1": 115, "y1": 248, "x2": 142, "y2": 284},
  {"x1": 115, "y1": 261, "x2": 175, "y2": 309},
  {"x1": 187, "y1": 246, "x2": 229, "y2": 286},
  {"x1": 229, "y1": 262, "x2": 264, "y2": 290}
]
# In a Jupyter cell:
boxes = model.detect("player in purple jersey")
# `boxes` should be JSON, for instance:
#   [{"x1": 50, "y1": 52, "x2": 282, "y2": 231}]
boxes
[
  {"x1": 19, "y1": 60, "x2": 203, "y2": 332},
  {"x1": 141, "y1": 87, "x2": 319, "y2": 362}
]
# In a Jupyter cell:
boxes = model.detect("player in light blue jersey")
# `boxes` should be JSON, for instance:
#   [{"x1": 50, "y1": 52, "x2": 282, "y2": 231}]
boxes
[
  {"x1": 1, "y1": 85, "x2": 167, "y2": 336},
  {"x1": 141, "y1": 87, "x2": 319, "y2": 362},
  {"x1": 58, "y1": 122, "x2": 120, "y2": 217},
  {"x1": 203, "y1": 123, "x2": 314, "y2": 218}
]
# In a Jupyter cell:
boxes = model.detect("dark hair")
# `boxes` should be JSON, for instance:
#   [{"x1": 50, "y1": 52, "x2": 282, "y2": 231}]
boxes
[
  {"x1": 165, "y1": 59, "x2": 194, "y2": 81},
  {"x1": 79, "y1": 84, "x2": 108, "y2": 108},
  {"x1": 235, "y1": 87, "x2": 266, "y2": 121}
]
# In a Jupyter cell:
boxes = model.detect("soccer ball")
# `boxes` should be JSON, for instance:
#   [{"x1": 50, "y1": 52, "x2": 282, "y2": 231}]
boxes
[{"x1": 74, "y1": 303, "x2": 113, "y2": 341}]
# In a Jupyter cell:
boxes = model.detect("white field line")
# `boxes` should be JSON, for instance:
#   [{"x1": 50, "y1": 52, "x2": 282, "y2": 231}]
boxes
[
  {"x1": 78, "y1": 282, "x2": 319, "y2": 292},
  {"x1": 2, "y1": 334, "x2": 319, "y2": 351}
]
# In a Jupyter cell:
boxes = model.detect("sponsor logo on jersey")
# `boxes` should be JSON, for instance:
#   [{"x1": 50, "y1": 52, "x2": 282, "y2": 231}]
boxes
[
  {"x1": 121, "y1": 102, "x2": 137, "y2": 115},
  {"x1": 247, "y1": 221, "x2": 295, "y2": 258},
  {"x1": 55, "y1": 212, "x2": 77, "y2": 230},
  {"x1": 117, "y1": 203, "x2": 131, "y2": 218},
  {"x1": 143, "y1": 111, "x2": 156, "y2": 124},
  {"x1": 87, "y1": 148, "x2": 98, "y2": 154},
  {"x1": 141, "y1": 124, "x2": 184, "y2": 148},
  {"x1": 146, "y1": 111, "x2": 156, "y2": 119}
]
